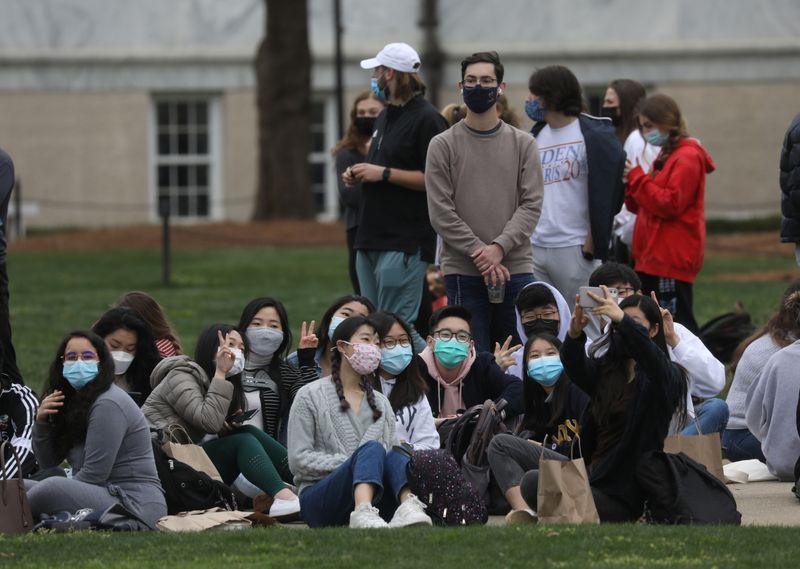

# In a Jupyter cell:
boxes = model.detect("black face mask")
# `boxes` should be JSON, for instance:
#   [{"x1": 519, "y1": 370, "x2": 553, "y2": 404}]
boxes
[
  {"x1": 353, "y1": 116, "x2": 377, "y2": 137},
  {"x1": 523, "y1": 319, "x2": 559, "y2": 338},
  {"x1": 600, "y1": 106, "x2": 620, "y2": 127}
]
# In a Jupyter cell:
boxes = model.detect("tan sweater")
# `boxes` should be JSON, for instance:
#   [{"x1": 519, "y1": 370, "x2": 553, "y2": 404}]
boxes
[{"x1": 425, "y1": 121, "x2": 543, "y2": 276}]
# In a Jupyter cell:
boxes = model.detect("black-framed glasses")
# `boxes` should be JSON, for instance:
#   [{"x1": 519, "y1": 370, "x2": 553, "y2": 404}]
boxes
[
  {"x1": 382, "y1": 337, "x2": 411, "y2": 349},
  {"x1": 461, "y1": 76, "x2": 498, "y2": 88},
  {"x1": 524, "y1": 311, "x2": 558, "y2": 322},
  {"x1": 433, "y1": 329, "x2": 472, "y2": 343},
  {"x1": 62, "y1": 351, "x2": 98, "y2": 363}
]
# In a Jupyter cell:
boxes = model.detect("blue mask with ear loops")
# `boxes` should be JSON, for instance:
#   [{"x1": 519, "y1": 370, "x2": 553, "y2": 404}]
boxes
[
  {"x1": 526, "y1": 355, "x2": 563, "y2": 387},
  {"x1": 525, "y1": 99, "x2": 546, "y2": 122}
]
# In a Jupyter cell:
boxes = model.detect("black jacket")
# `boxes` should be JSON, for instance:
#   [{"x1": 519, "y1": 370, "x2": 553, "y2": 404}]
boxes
[
  {"x1": 0, "y1": 381, "x2": 38, "y2": 478},
  {"x1": 561, "y1": 315, "x2": 684, "y2": 514},
  {"x1": 419, "y1": 351, "x2": 523, "y2": 418},
  {"x1": 780, "y1": 113, "x2": 800, "y2": 242},
  {"x1": 532, "y1": 115, "x2": 626, "y2": 261}
]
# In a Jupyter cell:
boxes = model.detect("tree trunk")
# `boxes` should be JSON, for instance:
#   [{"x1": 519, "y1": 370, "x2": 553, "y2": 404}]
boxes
[{"x1": 254, "y1": 0, "x2": 312, "y2": 220}]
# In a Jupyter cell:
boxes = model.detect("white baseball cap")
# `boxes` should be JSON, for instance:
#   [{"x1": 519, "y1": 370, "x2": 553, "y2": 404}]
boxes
[{"x1": 360, "y1": 42, "x2": 421, "y2": 73}]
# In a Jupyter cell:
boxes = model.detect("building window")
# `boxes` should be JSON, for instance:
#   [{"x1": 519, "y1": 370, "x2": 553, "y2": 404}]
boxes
[
  {"x1": 153, "y1": 97, "x2": 219, "y2": 218},
  {"x1": 308, "y1": 99, "x2": 329, "y2": 215}
]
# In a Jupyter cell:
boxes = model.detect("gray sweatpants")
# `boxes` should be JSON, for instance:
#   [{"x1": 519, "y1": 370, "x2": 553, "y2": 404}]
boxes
[
  {"x1": 532, "y1": 244, "x2": 600, "y2": 310},
  {"x1": 487, "y1": 433, "x2": 566, "y2": 492},
  {"x1": 25, "y1": 477, "x2": 120, "y2": 518}
]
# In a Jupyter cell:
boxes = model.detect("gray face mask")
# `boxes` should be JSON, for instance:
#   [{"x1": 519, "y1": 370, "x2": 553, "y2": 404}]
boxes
[{"x1": 246, "y1": 327, "x2": 284, "y2": 357}]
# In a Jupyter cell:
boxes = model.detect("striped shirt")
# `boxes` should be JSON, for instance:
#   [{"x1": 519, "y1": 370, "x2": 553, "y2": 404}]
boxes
[{"x1": 0, "y1": 382, "x2": 39, "y2": 478}]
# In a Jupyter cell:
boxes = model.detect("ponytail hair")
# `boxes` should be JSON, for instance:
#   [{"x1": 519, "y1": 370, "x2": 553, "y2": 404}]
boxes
[
  {"x1": 329, "y1": 315, "x2": 383, "y2": 421},
  {"x1": 637, "y1": 93, "x2": 688, "y2": 173}
]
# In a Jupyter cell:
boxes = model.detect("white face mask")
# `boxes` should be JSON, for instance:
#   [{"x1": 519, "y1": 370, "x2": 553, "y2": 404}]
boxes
[
  {"x1": 111, "y1": 350, "x2": 134, "y2": 375},
  {"x1": 226, "y1": 347, "x2": 245, "y2": 377}
]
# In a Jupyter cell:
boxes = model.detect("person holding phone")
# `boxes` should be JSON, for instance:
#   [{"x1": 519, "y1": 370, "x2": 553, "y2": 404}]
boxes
[{"x1": 142, "y1": 324, "x2": 299, "y2": 518}]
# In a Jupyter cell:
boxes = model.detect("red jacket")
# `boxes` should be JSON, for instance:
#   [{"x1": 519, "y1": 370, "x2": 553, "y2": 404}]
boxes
[{"x1": 625, "y1": 138, "x2": 715, "y2": 283}]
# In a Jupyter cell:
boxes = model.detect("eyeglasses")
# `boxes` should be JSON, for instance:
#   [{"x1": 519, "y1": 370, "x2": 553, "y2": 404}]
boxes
[
  {"x1": 62, "y1": 351, "x2": 98, "y2": 362},
  {"x1": 382, "y1": 337, "x2": 411, "y2": 349},
  {"x1": 614, "y1": 287, "x2": 636, "y2": 298},
  {"x1": 524, "y1": 311, "x2": 558, "y2": 322},
  {"x1": 433, "y1": 329, "x2": 472, "y2": 343},
  {"x1": 461, "y1": 76, "x2": 498, "y2": 88}
]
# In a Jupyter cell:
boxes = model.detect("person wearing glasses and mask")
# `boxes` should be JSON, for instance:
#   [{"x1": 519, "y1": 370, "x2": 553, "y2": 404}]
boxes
[
  {"x1": 426, "y1": 51, "x2": 543, "y2": 355},
  {"x1": 588, "y1": 262, "x2": 727, "y2": 439},
  {"x1": 416, "y1": 305, "x2": 522, "y2": 423},
  {"x1": 27, "y1": 331, "x2": 166, "y2": 529}
]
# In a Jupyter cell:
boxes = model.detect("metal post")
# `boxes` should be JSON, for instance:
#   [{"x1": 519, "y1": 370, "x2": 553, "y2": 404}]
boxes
[
  {"x1": 333, "y1": 0, "x2": 345, "y2": 139},
  {"x1": 158, "y1": 196, "x2": 171, "y2": 285}
]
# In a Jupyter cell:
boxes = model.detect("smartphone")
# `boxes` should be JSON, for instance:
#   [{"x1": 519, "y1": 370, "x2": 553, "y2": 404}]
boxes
[
  {"x1": 227, "y1": 408, "x2": 258, "y2": 423},
  {"x1": 578, "y1": 286, "x2": 610, "y2": 308}
]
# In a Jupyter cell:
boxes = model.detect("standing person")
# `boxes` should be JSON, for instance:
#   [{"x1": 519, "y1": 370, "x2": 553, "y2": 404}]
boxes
[
  {"x1": 426, "y1": 51, "x2": 543, "y2": 352},
  {"x1": 115, "y1": 291, "x2": 183, "y2": 358},
  {"x1": 27, "y1": 331, "x2": 166, "y2": 528},
  {"x1": 526, "y1": 65, "x2": 626, "y2": 311},
  {"x1": 344, "y1": 42, "x2": 449, "y2": 353},
  {"x1": 288, "y1": 315, "x2": 432, "y2": 528},
  {"x1": 779, "y1": 112, "x2": 800, "y2": 265},
  {"x1": 333, "y1": 92, "x2": 386, "y2": 294},
  {"x1": 0, "y1": 147, "x2": 22, "y2": 386},
  {"x1": 624, "y1": 94, "x2": 715, "y2": 333},
  {"x1": 496, "y1": 93, "x2": 521, "y2": 128},
  {"x1": 601, "y1": 79, "x2": 656, "y2": 264},
  {"x1": 0, "y1": 373, "x2": 38, "y2": 479}
]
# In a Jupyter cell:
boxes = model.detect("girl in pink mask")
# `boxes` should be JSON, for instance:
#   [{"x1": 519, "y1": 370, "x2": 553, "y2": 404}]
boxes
[{"x1": 288, "y1": 315, "x2": 432, "y2": 529}]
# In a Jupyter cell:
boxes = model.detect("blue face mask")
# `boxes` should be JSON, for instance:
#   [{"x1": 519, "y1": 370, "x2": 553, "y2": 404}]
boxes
[
  {"x1": 380, "y1": 345, "x2": 413, "y2": 376},
  {"x1": 462, "y1": 85, "x2": 499, "y2": 114},
  {"x1": 63, "y1": 361, "x2": 99, "y2": 390},
  {"x1": 525, "y1": 99, "x2": 546, "y2": 122},
  {"x1": 371, "y1": 78, "x2": 387, "y2": 101},
  {"x1": 328, "y1": 315, "x2": 345, "y2": 339},
  {"x1": 526, "y1": 355, "x2": 563, "y2": 387},
  {"x1": 644, "y1": 129, "x2": 668, "y2": 147},
  {"x1": 434, "y1": 339, "x2": 469, "y2": 369}
]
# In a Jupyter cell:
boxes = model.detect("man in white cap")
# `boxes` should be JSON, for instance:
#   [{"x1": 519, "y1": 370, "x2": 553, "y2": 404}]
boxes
[{"x1": 344, "y1": 42, "x2": 448, "y2": 352}]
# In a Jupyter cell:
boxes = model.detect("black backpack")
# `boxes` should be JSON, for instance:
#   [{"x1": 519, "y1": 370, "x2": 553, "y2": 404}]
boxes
[
  {"x1": 636, "y1": 450, "x2": 741, "y2": 525},
  {"x1": 151, "y1": 440, "x2": 237, "y2": 515},
  {"x1": 698, "y1": 309, "x2": 755, "y2": 364}
]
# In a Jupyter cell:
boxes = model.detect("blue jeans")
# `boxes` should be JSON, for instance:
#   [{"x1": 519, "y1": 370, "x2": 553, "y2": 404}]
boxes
[
  {"x1": 444, "y1": 273, "x2": 534, "y2": 353},
  {"x1": 722, "y1": 429, "x2": 766, "y2": 462},
  {"x1": 298, "y1": 441, "x2": 410, "y2": 528},
  {"x1": 680, "y1": 398, "x2": 729, "y2": 436}
]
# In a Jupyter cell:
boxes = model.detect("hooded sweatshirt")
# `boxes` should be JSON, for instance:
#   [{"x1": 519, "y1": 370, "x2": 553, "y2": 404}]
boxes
[
  {"x1": 507, "y1": 281, "x2": 572, "y2": 379},
  {"x1": 625, "y1": 138, "x2": 715, "y2": 283}
]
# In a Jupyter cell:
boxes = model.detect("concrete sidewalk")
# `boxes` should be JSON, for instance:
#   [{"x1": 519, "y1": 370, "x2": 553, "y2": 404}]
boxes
[{"x1": 729, "y1": 481, "x2": 799, "y2": 526}]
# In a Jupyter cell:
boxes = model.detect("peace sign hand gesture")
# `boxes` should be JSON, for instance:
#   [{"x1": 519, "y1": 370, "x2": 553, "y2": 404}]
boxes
[
  {"x1": 215, "y1": 330, "x2": 235, "y2": 377},
  {"x1": 493, "y1": 335, "x2": 522, "y2": 372},
  {"x1": 299, "y1": 320, "x2": 319, "y2": 350}
]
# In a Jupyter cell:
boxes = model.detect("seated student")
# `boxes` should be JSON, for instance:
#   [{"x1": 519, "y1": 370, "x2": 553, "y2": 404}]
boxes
[
  {"x1": 487, "y1": 332, "x2": 589, "y2": 524},
  {"x1": 725, "y1": 281, "x2": 800, "y2": 462},
  {"x1": 287, "y1": 294, "x2": 375, "y2": 377},
  {"x1": 115, "y1": 291, "x2": 183, "y2": 358},
  {"x1": 417, "y1": 305, "x2": 523, "y2": 422},
  {"x1": 504, "y1": 282, "x2": 571, "y2": 378},
  {"x1": 588, "y1": 262, "x2": 727, "y2": 437},
  {"x1": 238, "y1": 297, "x2": 320, "y2": 443},
  {"x1": 0, "y1": 368, "x2": 39, "y2": 478},
  {"x1": 745, "y1": 292, "x2": 800, "y2": 480},
  {"x1": 519, "y1": 291, "x2": 687, "y2": 522},
  {"x1": 142, "y1": 324, "x2": 299, "y2": 518},
  {"x1": 372, "y1": 311, "x2": 439, "y2": 450},
  {"x1": 91, "y1": 307, "x2": 162, "y2": 406},
  {"x1": 288, "y1": 315, "x2": 432, "y2": 529},
  {"x1": 26, "y1": 331, "x2": 166, "y2": 528}
]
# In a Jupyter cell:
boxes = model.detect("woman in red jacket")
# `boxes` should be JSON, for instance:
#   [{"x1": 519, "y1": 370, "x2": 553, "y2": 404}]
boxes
[{"x1": 624, "y1": 94, "x2": 715, "y2": 333}]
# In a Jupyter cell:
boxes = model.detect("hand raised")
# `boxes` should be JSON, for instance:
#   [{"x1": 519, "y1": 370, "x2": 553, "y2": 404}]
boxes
[
  {"x1": 493, "y1": 336, "x2": 522, "y2": 372},
  {"x1": 36, "y1": 390, "x2": 65, "y2": 423},
  {"x1": 215, "y1": 330, "x2": 234, "y2": 376},
  {"x1": 588, "y1": 286, "x2": 625, "y2": 323},
  {"x1": 299, "y1": 320, "x2": 319, "y2": 350},
  {"x1": 568, "y1": 295, "x2": 590, "y2": 339}
]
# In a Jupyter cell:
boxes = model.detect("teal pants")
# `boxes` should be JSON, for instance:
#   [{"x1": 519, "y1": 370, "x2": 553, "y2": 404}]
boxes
[
  {"x1": 202, "y1": 425, "x2": 291, "y2": 497},
  {"x1": 356, "y1": 249, "x2": 428, "y2": 352}
]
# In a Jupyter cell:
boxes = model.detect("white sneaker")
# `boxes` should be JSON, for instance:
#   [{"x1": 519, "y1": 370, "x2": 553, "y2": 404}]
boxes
[
  {"x1": 505, "y1": 508, "x2": 537, "y2": 525},
  {"x1": 349, "y1": 502, "x2": 389, "y2": 529},
  {"x1": 388, "y1": 494, "x2": 433, "y2": 528},
  {"x1": 269, "y1": 496, "x2": 301, "y2": 518}
]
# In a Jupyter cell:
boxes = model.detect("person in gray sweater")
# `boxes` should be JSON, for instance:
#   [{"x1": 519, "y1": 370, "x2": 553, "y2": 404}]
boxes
[
  {"x1": 26, "y1": 331, "x2": 166, "y2": 529},
  {"x1": 288, "y1": 315, "x2": 431, "y2": 529}
]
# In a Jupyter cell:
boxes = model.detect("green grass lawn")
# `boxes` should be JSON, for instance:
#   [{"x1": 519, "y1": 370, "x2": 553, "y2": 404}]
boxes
[{"x1": 1, "y1": 524, "x2": 797, "y2": 569}]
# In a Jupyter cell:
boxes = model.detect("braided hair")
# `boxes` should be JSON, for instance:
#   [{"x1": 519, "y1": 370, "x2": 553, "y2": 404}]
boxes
[
  {"x1": 329, "y1": 315, "x2": 383, "y2": 421},
  {"x1": 637, "y1": 94, "x2": 688, "y2": 174}
]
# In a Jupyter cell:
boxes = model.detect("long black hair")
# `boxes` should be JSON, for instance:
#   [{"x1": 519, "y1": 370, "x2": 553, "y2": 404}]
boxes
[
  {"x1": 237, "y1": 297, "x2": 292, "y2": 361},
  {"x1": 588, "y1": 295, "x2": 687, "y2": 428},
  {"x1": 370, "y1": 311, "x2": 427, "y2": 412},
  {"x1": 44, "y1": 330, "x2": 115, "y2": 460},
  {"x1": 194, "y1": 323, "x2": 248, "y2": 417},
  {"x1": 317, "y1": 295, "x2": 376, "y2": 354},
  {"x1": 91, "y1": 306, "x2": 161, "y2": 401},
  {"x1": 520, "y1": 333, "x2": 572, "y2": 436},
  {"x1": 329, "y1": 315, "x2": 382, "y2": 421}
]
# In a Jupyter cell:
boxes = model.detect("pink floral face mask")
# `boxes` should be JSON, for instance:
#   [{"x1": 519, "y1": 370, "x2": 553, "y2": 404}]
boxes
[{"x1": 342, "y1": 342, "x2": 382, "y2": 375}]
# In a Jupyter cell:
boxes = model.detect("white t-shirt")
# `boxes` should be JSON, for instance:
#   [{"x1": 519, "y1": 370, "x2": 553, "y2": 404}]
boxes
[{"x1": 530, "y1": 119, "x2": 589, "y2": 248}]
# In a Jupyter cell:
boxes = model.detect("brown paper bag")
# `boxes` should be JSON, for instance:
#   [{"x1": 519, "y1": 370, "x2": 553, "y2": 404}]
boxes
[
  {"x1": 0, "y1": 442, "x2": 34, "y2": 534},
  {"x1": 664, "y1": 431, "x2": 725, "y2": 483},
  {"x1": 537, "y1": 436, "x2": 599, "y2": 524},
  {"x1": 162, "y1": 425, "x2": 223, "y2": 482},
  {"x1": 156, "y1": 508, "x2": 253, "y2": 532}
]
